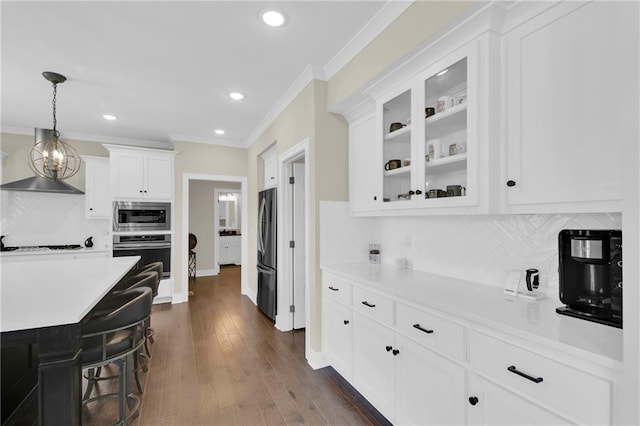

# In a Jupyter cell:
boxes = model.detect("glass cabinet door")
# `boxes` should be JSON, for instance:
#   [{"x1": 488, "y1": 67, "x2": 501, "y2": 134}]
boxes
[
  {"x1": 380, "y1": 87, "x2": 414, "y2": 205},
  {"x1": 421, "y1": 56, "x2": 470, "y2": 203}
]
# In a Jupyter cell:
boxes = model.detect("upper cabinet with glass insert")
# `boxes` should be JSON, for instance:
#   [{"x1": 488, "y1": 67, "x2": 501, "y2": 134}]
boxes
[
  {"x1": 373, "y1": 37, "x2": 496, "y2": 214},
  {"x1": 379, "y1": 85, "x2": 416, "y2": 206}
]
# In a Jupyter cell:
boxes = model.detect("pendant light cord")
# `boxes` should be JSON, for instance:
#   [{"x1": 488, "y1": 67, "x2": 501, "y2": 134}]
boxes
[{"x1": 51, "y1": 82, "x2": 57, "y2": 133}]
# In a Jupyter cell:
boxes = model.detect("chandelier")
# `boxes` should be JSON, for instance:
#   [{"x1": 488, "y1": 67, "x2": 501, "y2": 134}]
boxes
[{"x1": 29, "y1": 72, "x2": 81, "y2": 181}]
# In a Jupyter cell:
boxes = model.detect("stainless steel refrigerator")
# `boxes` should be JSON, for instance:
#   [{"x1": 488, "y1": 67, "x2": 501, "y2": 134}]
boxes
[{"x1": 257, "y1": 188, "x2": 277, "y2": 320}]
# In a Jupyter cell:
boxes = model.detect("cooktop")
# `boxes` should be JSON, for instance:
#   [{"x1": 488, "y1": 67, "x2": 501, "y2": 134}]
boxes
[{"x1": 1, "y1": 244, "x2": 82, "y2": 252}]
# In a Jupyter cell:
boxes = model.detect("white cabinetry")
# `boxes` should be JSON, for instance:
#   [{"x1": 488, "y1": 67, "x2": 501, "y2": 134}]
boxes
[
  {"x1": 219, "y1": 235, "x2": 241, "y2": 265},
  {"x1": 261, "y1": 147, "x2": 277, "y2": 189},
  {"x1": 82, "y1": 156, "x2": 111, "y2": 219},
  {"x1": 502, "y1": 1, "x2": 636, "y2": 213},
  {"x1": 104, "y1": 145, "x2": 174, "y2": 201},
  {"x1": 395, "y1": 334, "x2": 466, "y2": 426},
  {"x1": 468, "y1": 374, "x2": 570, "y2": 426},
  {"x1": 358, "y1": 35, "x2": 497, "y2": 215},
  {"x1": 322, "y1": 274, "x2": 353, "y2": 379},
  {"x1": 322, "y1": 268, "x2": 618, "y2": 425},
  {"x1": 348, "y1": 112, "x2": 379, "y2": 214}
]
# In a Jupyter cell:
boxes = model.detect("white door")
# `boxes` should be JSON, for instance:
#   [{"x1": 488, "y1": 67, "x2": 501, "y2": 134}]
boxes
[
  {"x1": 145, "y1": 154, "x2": 173, "y2": 200},
  {"x1": 468, "y1": 374, "x2": 570, "y2": 425},
  {"x1": 291, "y1": 162, "x2": 306, "y2": 329},
  {"x1": 503, "y1": 1, "x2": 636, "y2": 211},
  {"x1": 352, "y1": 312, "x2": 395, "y2": 420},
  {"x1": 394, "y1": 335, "x2": 466, "y2": 425},
  {"x1": 323, "y1": 299, "x2": 353, "y2": 379}
]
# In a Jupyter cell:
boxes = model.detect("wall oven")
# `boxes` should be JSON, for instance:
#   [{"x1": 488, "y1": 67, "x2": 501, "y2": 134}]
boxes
[
  {"x1": 112, "y1": 234, "x2": 171, "y2": 278},
  {"x1": 113, "y1": 201, "x2": 171, "y2": 232}
]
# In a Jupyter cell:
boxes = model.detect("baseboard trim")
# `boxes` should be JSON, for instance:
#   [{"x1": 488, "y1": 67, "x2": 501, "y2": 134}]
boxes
[
  {"x1": 153, "y1": 296, "x2": 173, "y2": 305},
  {"x1": 172, "y1": 293, "x2": 188, "y2": 304},
  {"x1": 306, "y1": 348, "x2": 329, "y2": 370},
  {"x1": 243, "y1": 287, "x2": 257, "y2": 305},
  {"x1": 195, "y1": 269, "x2": 216, "y2": 277}
]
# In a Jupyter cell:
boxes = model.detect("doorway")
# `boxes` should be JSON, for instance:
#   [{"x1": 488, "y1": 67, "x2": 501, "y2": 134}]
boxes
[
  {"x1": 213, "y1": 188, "x2": 242, "y2": 275},
  {"x1": 277, "y1": 139, "x2": 309, "y2": 336},
  {"x1": 181, "y1": 174, "x2": 248, "y2": 303}
]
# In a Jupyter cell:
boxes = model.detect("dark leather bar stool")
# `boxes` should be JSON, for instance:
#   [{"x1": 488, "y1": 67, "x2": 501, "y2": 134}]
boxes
[{"x1": 81, "y1": 287, "x2": 152, "y2": 425}]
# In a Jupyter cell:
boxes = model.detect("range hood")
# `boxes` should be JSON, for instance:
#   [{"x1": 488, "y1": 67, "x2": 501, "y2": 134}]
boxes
[{"x1": 1, "y1": 129, "x2": 84, "y2": 194}]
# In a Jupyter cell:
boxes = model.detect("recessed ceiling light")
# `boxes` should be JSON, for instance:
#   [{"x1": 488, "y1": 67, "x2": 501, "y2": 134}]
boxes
[
  {"x1": 262, "y1": 10, "x2": 285, "y2": 27},
  {"x1": 436, "y1": 69, "x2": 448, "y2": 77},
  {"x1": 102, "y1": 114, "x2": 118, "y2": 120},
  {"x1": 229, "y1": 92, "x2": 245, "y2": 100},
  {"x1": 214, "y1": 129, "x2": 225, "y2": 135}
]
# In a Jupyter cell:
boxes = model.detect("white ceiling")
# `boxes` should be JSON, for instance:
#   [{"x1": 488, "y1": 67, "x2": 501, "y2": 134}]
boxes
[{"x1": 1, "y1": 1, "x2": 395, "y2": 148}]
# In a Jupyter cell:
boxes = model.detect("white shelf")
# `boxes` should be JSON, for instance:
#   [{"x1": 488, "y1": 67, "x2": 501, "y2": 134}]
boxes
[
  {"x1": 425, "y1": 153, "x2": 467, "y2": 174},
  {"x1": 384, "y1": 125, "x2": 411, "y2": 142},
  {"x1": 384, "y1": 165, "x2": 411, "y2": 177},
  {"x1": 425, "y1": 103, "x2": 467, "y2": 139}
]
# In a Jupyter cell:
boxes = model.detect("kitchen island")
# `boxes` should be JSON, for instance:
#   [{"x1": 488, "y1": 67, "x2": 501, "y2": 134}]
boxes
[{"x1": 1, "y1": 255, "x2": 140, "y2": 425}]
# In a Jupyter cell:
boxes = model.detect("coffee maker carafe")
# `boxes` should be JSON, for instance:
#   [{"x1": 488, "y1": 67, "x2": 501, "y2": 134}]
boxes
[{"x1": 556, "y1": 229, "x2": 622, "y2": 328}]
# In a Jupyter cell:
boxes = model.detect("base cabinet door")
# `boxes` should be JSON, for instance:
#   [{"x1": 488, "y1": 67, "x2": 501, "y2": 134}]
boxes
[
  {"x1": 353, "y1": 312, "x2": 395, "y2": 420},
  {"x1": 395, "y1": 335, "x2": 466, "y2": 425},
  {"x1": 323, "y1": 299, "x2": 353, "y2": 379},
  {"x1": 467, "y1": 374, "x2": 571, "y2": 426}
]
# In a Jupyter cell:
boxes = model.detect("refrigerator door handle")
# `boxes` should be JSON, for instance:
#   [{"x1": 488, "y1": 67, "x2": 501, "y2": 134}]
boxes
[
  {"x1": 257, "y1": 265, "x2": 275, "y2": 274},
  {"x1": 258, "y1": 197, "x2": 266, "y2": 255}
]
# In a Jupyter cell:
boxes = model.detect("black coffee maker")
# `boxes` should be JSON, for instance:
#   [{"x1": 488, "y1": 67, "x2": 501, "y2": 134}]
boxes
[{"x1": 556, "y1": 229, "x2": 622, "y2": 328}]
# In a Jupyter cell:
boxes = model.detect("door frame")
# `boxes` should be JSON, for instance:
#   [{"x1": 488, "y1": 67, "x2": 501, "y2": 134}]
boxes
[
  {"x1": 181, "y1": 173, "x2": 248, "y2": 302},
  {"x1": 276, "y1": 138, "x2": 310, "y2": 336},
  {"x1": 213, "y1": 188, "x2": 242, "y2": 275}
]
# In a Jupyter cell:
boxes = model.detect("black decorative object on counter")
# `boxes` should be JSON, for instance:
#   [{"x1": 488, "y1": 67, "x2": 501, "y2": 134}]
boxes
[{"x1": 84, "y1": 236, "x2": 94, "y2": 248}]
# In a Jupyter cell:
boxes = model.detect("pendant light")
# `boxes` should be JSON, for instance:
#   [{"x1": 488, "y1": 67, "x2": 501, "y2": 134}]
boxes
[{"x1": 29, "y1": 72, "x2": 81, "y2": 181}]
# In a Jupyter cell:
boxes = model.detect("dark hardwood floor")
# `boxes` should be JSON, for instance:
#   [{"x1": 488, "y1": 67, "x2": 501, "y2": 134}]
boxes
[{"x1": 82, "y1": 265, "x2": 390, "y2": 425}]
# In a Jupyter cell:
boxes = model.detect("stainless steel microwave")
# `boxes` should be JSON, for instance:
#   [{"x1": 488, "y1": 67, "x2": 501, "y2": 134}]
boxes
[{"x1": 113, "y1": 201, "x2": 171, "y2": 232}]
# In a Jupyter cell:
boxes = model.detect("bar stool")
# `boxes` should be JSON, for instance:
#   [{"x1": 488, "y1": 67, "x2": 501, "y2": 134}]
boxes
[
  {"x1": 188, "y1": 233, "x2": 197, "y2": 280},
  {"x1": 81, "y1": 287, "x2": 152, "y2": 425}
]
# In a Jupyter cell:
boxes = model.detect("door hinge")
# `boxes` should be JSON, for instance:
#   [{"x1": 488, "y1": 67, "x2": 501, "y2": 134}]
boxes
[
  {"x1": 289, "y1": 304, "x2": 295, "y2": 313},
  {"x1": 289, "y1": 240, "x2": 295, "y2": 248},
  {"x1": 289, "y1": 176, "x2": 295, "y2": 184}
]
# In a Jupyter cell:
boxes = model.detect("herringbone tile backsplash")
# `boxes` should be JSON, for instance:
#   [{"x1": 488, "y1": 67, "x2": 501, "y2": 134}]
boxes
[{"x1": 320, "y1": 202, "x2": 622, "y2": 299}]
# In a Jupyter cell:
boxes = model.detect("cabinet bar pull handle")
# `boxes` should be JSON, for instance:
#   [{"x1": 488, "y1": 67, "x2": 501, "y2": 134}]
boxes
[
  {"x1": 328, "y1": 286, "x2": 339, "y2": 291},
  {"x1": 507, "y1": 365, "x2": 543, "y2": 383},
  {"x1": 412, "y1": 324, "x2": 434, "y2": 334},
  {"x1": 506, "y1": 180, "x2": 516, "y2": 187},
  {"x1": 362, "y1": 301, "x2": 376, "y2": 308}
]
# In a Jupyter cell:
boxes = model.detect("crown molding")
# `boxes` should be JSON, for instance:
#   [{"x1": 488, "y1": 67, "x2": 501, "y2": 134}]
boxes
[
  {"x1": 323, "y1": 0, "x2": 415, "y2": 80},
  {"x1": 246, "y1": 64, "x2": 325, "y2": 147},
  {"x1": 169, "y1": 133, "x2": 248, "y2": 149},
  {"x1": 1, "y1": 126, "x2": 173, "y2": 150}
]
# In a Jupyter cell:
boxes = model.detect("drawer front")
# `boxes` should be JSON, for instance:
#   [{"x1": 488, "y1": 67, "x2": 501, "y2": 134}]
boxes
[
  {"x1": 396, "y1": 302, "x2": 465, "y2": 361},
  {"x1": 353, "y1": 287, "x2": 394, "y2": 326},
  {"x1": 470, "y1": 330, "x2": 611, "y2": 426},
  {"x1": 323, "y1": 274, "x2": 352, "y2": 306}
]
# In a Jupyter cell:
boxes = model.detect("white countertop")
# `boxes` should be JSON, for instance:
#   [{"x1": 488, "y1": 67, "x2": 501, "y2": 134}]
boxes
[
  {"x1": 1, "y1": 255, "x2": 139, "y2": 332},
  {"x1": 322, "y1": 263, "x2": 623, "y2": 370},
  {"x1": 0, "y1": 247, "x2": 111, "y2": 257}
]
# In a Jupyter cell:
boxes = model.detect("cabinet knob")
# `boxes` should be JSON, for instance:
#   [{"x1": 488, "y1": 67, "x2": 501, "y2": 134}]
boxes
[
  {"x1": 89, "y1": 208, "x2": 93, "y2": 211},
  {"x1": 144, "y1": 190, "x2": 148, "y2": 193},
  {"x1": 415, "y1": 190, "x2": 422, "y2": 195},
  {"x1": 140, "y1": 190, "x2": 143, "y2": 193},
  {"x1": 408, "y1": 190, "x2": 415, "y2": 196},
  {"x1": 506, "y1": 180, "x2": 516, "y2": 187},
  {"x1": 374, "y1": 196, "x2": 377, "y2": 201},
  {"x1": 343, "y1": 320, "x2": 349, "y2": 325},
  {"x1": 468, "y1": 396, "x2": 479, "y2": 406},
  {"x1": 392, "y1": 349, "x2": 400, "y2": 356},
  {"x1": 385, "y1": 345, "x2": 392, "y2": 352}
]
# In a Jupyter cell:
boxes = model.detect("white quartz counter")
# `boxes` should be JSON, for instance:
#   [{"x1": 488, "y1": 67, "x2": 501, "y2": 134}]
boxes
[
  {"x1": 1, "y1": 255, "x2": 139, "y2": 332},
  {"x1": 322, "y1": 263, "x2": 623, "y2": 370},
  {"x1": 0, "y1": 247, "x2": 111, "y2": 258}
]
